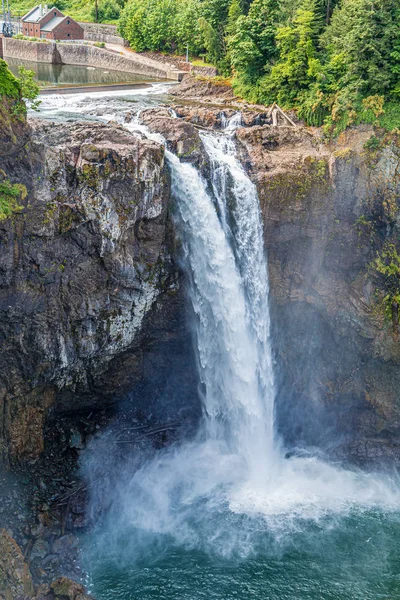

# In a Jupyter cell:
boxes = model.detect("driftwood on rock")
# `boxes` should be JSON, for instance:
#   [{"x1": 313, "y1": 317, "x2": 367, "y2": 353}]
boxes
[{"x1": 267, "y1": 103, "x2": 297, "y2": 127}]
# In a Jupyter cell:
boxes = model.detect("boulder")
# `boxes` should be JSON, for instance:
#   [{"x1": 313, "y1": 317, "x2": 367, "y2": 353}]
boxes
[{"x1": 0, "y1": 529, "x2": 34, "y2": 600}]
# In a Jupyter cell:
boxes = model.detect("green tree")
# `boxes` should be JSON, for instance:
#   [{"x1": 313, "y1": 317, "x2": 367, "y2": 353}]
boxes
[
  {"x1": 228, "y1": 0, "x2": 279, "y2": 99},
  {"x1": 259, "y1": 0, "x2": 323, "y2": 108},
  {"x1": 91, "y1": 0, "x2": 121, "y2": 22},
  {"x1": 175, "y1": 0, "x2": 204, "y2": 55},
  {"x1": 17, "y1": 66, "x2": 41, "y2": 112},
  {"x1": 322, "y1": 0, "x2": 400, "y2": 98}
]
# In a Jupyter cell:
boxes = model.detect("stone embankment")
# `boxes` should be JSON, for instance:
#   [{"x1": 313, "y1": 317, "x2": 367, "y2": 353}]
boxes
[
  {"x1": 78, "y1": 21, "x2": 124, "y2": 45},
  {"x1": 2, "y1": 37, "x2": 186, "y2": 80}
]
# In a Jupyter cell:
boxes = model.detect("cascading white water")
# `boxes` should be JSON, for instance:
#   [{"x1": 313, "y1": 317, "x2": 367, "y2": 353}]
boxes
[
  {"x1": 167, "y1": 143, "x2": 277, "y2": 483},
  {"x1": 201, "y1": 133, "x2": 276, "y2": 454}
]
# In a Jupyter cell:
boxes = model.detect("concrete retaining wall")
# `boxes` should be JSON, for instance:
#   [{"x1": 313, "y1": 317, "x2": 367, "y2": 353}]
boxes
[
  {"x1": 79, "y1": 22, "x2": 124, "y2": 45},
  {"x1": 3, "y1": 38, "x2": 58, "y2": 63},
  {"x1": 3, "y1": 38, "x2": 184, "y2": 80},
  {"x1": 191, "y1": 65, "x2": 218, "y2": 77}
]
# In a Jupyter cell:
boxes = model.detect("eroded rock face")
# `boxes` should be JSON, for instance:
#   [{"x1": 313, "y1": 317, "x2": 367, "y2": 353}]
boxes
[
  {"x1": 0, "y1": 119, "x2": 199, "y2": 465},
  {"x1": 139, "y1": 109, "x2": 204, "y2": 163},
  {"x1": 236, "y1": 124, "x2": 400, "y2": 462},
  {"x1": 1, "y1": 93, "x2": 400, "y2": 469},
  {"x1": 0, "y1": 529, "x2": 34, "y2": 600}
]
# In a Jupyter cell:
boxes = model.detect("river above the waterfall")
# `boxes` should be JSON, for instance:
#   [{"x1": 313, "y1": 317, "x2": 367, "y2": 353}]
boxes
[{"x1": 35, "y1": 88, "x2": 400, "y2": 600}]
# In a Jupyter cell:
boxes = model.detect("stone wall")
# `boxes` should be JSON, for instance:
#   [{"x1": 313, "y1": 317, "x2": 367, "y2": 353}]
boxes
[
  {"x1": 190, "y1": 65, "x2": 218, "y2": 77},
  {"x1": 3, "y1": 38, "x2": 184, "y2": 80},
  {"x1": 79, "y1": 21, "x2": 124, "y2": 45},
  {"x1": 3, "y1": 38, "x2": 56, "y2": 63}
]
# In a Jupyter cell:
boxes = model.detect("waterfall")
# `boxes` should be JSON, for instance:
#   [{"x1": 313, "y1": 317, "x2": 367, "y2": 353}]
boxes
[
  {"x1": 93, "y1": 130, "x2": 398, "y2": 559},
  {"x1": 167, "y1": 138, "x2": 277, "y2": 482}
]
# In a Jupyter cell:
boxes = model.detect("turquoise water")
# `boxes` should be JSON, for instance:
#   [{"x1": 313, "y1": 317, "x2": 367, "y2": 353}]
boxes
[{"x1": 87, "y1": 508, "x2": 400, "y2": 599}]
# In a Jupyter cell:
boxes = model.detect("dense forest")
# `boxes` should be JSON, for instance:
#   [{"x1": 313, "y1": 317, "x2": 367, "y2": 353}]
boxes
[
  {"x1": 8, "y1": 0, "x2": 400, "y2": 131},
  {"x1": 118, "y1": 0, "x2": 400, "y2": 132}
]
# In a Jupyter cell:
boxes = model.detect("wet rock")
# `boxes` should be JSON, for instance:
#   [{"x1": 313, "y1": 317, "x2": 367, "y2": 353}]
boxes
[
  {"x1": 30, "y1": 539, "x2": 50, "y2": 561},
  {"x1": 141, "y1": 109, "x2": 203, "y2": 163},
  {"x1": 33, "y1": 583, "x2": 52, "y2": 599},
  {"x1": 0, "y1": 529, "x2": 34, "y2": 599},
  {"x1": 52, "y1": 534, "x2": 79, "y2": 556},
  {"x1": 50, "y1": 577, "x2": 92, "y2": 600}
]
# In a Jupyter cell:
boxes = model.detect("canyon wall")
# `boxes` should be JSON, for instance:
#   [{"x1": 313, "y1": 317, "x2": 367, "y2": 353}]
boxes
[
  {"x1": 236, "y1": 125, "x2": 400, "y2": 463},
  {"x1": 0, "y1": 110, "x2": 198, "y2": 466}
]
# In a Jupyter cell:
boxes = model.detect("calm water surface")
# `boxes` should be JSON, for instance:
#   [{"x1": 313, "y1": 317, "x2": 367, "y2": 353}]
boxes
[{"x1": 6, "y1": 57, "x2": 158, "y2": 87}]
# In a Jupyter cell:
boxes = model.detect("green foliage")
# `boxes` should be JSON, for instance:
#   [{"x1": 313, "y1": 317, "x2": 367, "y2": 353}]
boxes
[
  {"x1": 229, "y1": 0, "x2": 279, "y2": 91},
  {"x1": 0, "y1": 59, "x2": 21, "y2": 99},
  {"x1": 17, "y1": 66, "x2": 41, "y2": 112},
  {"x1": 91, "y1": 0, "x2": 122, "y2": 22},
  {"x1": 9, "y1": 0, "x2": 123, "y2": 23},
  {"x1": 117, "y1": 0, "x2": 400, "y2": 133},
  {"x1": 373, "y1": 243, "x2": 400, "y2": 325},
  {"x1": 13, "y1": 33, "x2": 50, "y2": 42},
  {"x1": 119, "y1": 0, "x2": 204, "y2": 54},
  {"x1": 0, "y1": 172, "x2": 26, "y2": 221},
  {"x1": 363, "y1": 135, "x2": 381, "y2": 151},
  {"x1": 257, "y1": 0, "x2": 323, "y2": 108}
]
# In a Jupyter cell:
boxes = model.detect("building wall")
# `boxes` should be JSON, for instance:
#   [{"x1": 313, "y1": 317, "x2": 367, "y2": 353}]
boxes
[
  {"x1": 47, "y1": 19, "x2": 84, "y2": 40},
  {"x1": 38, "y1": 7, "x2": 64, "y2": 29},
  {"x1": 22, "y1": 22, "x2": 40, "y2": 37}
]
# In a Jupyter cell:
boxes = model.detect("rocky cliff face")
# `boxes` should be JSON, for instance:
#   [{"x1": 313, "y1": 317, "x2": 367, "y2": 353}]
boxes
[
  {"x1": 0, "y1": 114, "x2": 198, "y2": 466},
  {"x1": 235, "y1": 125, "x2": 400, "y2": 463}
]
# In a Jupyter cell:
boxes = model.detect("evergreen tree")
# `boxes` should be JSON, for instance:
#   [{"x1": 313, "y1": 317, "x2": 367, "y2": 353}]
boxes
[
  {"x1": 323, "y1": 0, "x2": 400, "y2": 97},
  {"x1": 259, "y1": 0, "x2": 323, "y2": 107},
  {"x1": 228, "y1": 0, "x2": 279, "y2": 98}
]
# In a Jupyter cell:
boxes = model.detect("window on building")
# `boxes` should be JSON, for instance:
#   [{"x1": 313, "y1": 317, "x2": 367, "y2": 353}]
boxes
[
  {"x1": 67, "y1": 33, "x2": 70, "y2": 36},
  {"x1": 67, "y1": 19, "x2": 70, "y2": 24},
  {"x1": 54, "y1": 11, "x2": 56, "y2": 15}
]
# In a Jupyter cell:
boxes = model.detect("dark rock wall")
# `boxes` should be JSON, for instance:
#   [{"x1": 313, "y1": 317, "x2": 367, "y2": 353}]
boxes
[
  {"x1": 237, "y1": 125, "x2": 400, "y2": 463},
  {"x1": 0, "y1": 118, "x2": 199, "y2": 465}
]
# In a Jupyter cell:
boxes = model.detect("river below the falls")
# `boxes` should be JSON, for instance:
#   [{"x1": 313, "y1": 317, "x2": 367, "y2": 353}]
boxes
[{"x1": 36, "y1": 86, "x2": 400, "y2": 600}]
